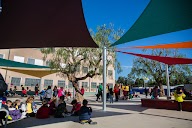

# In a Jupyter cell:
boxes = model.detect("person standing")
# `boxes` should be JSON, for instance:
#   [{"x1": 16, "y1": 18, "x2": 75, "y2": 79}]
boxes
[
  {"x1": 114, "y1": 84, "x2": 119, "y2": 102},
  {"x1": 45, "y1": 86, "x2": 52, "y2": 102},
  {"x1": 96, "y1": 84, "x2": 103, "y2": 101},
  {"x1": 81, "y1": 86, "x2": 85, "y2": 96},
  {"x1": 109, "y1": 88, "x2": 114, "y2": 103},
  {"x1": 106, "y1": 84, "x2": 109, "y2": 101},
  {"x1": 144, "y1": 88, "x2": 148, "y2": 98},
  {"x1": 152, "y1": 86, "x2": 158, "y2": 99},
  {"x1": 53, "y1": 86, "x2": 58, "y2": 97},
  {"x1": 35, "y1": 84, "x2": 39, "y2": 96},
  {"x1": 174, "y1": 87, "x2": 186, "y2": 111}
]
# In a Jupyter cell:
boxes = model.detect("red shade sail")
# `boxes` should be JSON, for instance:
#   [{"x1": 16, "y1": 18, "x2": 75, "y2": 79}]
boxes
[
  {"x1": 133, "y1": 41, "x2": 192, "y2": 49},
  {"x1": 117, "y1": 51, "x2": 192, "y2": 65},
  {"x1": 0, "y1": 0, "x2": 98, "y2": 49}
]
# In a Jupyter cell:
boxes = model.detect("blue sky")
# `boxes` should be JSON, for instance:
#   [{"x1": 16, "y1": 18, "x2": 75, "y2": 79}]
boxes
[{"x1": 82, "y1": 0, "x2": 192, "y2": 80}]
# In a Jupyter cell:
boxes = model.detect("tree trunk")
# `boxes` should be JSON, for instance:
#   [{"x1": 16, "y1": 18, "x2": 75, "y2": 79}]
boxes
[{"x1": 158, "y1": 82, "x2": 164, "y2": 97}]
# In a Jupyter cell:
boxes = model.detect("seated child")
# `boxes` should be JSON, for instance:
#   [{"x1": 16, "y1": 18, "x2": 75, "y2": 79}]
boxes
[
  {"x1": 49, "y1": 97, "x2": 56, "y2": 115},
  {"x1": 54, "y1": 99, "x2": 68, "y2": 118},
  {"x1": 36, "y1": 100, "x2": 50, "y2": 119},
  {"x1": 39, "y1": 89, "x2": 46, "y2": 101},
  {"x1": 6, "y1": 100, "x2": 22, "y2": 121},
  {"x1": 71, "y1": 99, "x2": 81, "y2": 116},
  {"x1": 26, "y1": 97, "x2": 35, "y2": 117},
  {"x1": 79, "y1": 99, "x2": 97, "y2": 125},
  {"x1": 30, "y1": 96, "x2": 38, "y2": 113},
  {"x1": 14, "y1": 99, "x2": 26, "y2": 118}
]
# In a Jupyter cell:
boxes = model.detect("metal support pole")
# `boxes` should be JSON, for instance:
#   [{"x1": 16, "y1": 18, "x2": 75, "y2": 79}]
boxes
[
  {"x1": 103, "y1": 46, "x2": 107, "y2": 111},
  {"x1": 166, "y1": 64, "x2": 170, "y2": 99}
]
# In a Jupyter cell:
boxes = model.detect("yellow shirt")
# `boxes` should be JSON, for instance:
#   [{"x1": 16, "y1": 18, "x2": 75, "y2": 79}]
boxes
[
  {"x1": 124, "y1": 86, "x2": 129, "y2": 91},
  {"x1": 26, "y1": 103, "x2": 33, "y2": 113},
  {"x1": 174, "y1": 91, "x2": 186, "y2": 102}
]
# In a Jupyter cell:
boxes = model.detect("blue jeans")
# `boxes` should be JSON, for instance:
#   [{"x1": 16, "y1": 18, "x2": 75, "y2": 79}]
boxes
[{"x1": 109, "y1": 94, "x2": 113, "y2": 103}]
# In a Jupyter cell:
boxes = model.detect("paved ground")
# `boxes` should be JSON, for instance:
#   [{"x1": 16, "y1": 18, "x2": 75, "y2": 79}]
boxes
[{"x1": 1, "y1": 95, "x2": 192, "y2": 128}]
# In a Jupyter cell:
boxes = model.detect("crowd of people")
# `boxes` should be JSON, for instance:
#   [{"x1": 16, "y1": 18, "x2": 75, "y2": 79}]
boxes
[
  {"x1": 95, "y1": 84, "x2": 139, "y2": 103},
  {"x1": 0, "y1": 74, "x2": 97, "y2": 125}
]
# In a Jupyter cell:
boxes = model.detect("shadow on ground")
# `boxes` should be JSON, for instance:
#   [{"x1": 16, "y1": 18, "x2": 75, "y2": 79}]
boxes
[
  {"x1": 1, "y1": 106, "x2": 131, "y2": 128},
  {"x1": 89, "y1": 103, "x2": 147, "y2": 112}
]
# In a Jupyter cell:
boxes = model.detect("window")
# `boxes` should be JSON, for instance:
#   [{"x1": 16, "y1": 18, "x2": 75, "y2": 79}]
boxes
[
  {"x1": 28, "y1": 58, "x2": 43, "y2": 66},
  {"x1": 91, "y1": 82, "x2": 97, "y2": 88},
  {"x1": 82, "y1": 82, "x2": 88, "y2": 88},
  {"x1": 0, "y1": 54, "x2": 4, "y2": 59},
  {"x1": 76, "y1": 65, "x2": 80, "y2": 72},
  {"x1": 46, "y1": 61, "x2": 50, "y2": 66},
  {"x1": 27, "y1": 58, "x2": 35, "y2": 65},
  {"x1": 44, "y1": 79, "x2": 53, "y2": 87},
  {"x1": 68, "y1": 81, "x2": 73, "y2": 88},
  {"x1": 58, "y1": 80, "x2": 65, "y2": 87},
  {"x1": 82, "y1": 67, "x2": 88, "y2": 74},
  {"x1": 25, "y1": 78, "x2": 41, "y2": 86},
  {"x1": 14, "y1": 56, "x2": 24, "y2": 63},
  {"x1": 108, "y1": 70, "x2": 113, "y2": 76},
  {"x1": 11, "y1": 77, "x2": 21, "y2": 86}
]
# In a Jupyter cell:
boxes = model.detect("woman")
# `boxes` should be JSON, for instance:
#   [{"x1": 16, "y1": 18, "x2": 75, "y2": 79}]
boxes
[
  {"x1": 58, "y1": 87, "x2": 64, "y2": 100},
  {"x1": 53, "y1": 86, "x2": 58, "y2": 97},
  {"x1": 45, "y1": 86, "x2": 52, "y2": 102}
]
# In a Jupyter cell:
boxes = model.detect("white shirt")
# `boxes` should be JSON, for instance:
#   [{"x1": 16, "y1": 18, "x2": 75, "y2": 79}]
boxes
[{"x1": 45, "y1": 89, "x2": 52, "y2": 98}]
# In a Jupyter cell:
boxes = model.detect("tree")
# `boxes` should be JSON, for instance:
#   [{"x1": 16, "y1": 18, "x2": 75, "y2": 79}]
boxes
[
  {"x1": 129, "y1": 49, "x2": 191, "y2": 96},
  {"x1": 134, "y1": 78, "x2": 144, "y2": 87},
  {"x1": 41, "y1": 24, "x2": 124, "y2": 95}
]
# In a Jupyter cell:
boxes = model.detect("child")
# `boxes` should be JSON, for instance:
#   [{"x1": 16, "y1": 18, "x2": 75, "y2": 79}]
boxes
[
  {"x1": 14, "y1": 99, "x2": 26, "y2": 118},
  {"x1": 49, "y1": 97, "x2": 56, "y2": 115},
  {"x1": 71, "y1": 99, "x2": 81, "y2": 116},
  {"x1": 54, "y1": 99, "x2": 68, "y2": 118},
  {"x1": 30, "y1": 96, "x2": 38, "y2": 113},
  {"x1": 26, "y1": 97, "x2": 35, "y2": 117},
  {"x1": 174, "y1": 87, "x2": 186, "y2": 111},
  {"x1": 79, "y1": 99, "x2": 97, "y2": 125},
  {"x1": 6, "y1": 100, "x2": 22, "y2": 121},
  {"x1": 21, "y1": 87, "x2": 27, "y2": 97},
  {"x1": 36, "y1": 100, "x2": 50, "y2": 119},
  {"x1": 39, "y1": 89, "x2": 46, "y2": 101}
]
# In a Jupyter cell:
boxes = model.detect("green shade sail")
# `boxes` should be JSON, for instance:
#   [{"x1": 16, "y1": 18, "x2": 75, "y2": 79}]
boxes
[
  {"x1": 111, "y1": 0, "x2": 192, "y2": 46},
  {"x1": 0, "y1": 58, "x2": 49, "y2": 69}
]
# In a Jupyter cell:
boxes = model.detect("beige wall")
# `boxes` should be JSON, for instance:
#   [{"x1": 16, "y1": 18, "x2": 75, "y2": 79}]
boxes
[{"x1": 0, "y1": 49, "x2": 115, "y2": 92}]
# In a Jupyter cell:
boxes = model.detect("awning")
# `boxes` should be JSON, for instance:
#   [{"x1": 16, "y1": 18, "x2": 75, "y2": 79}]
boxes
[
  {"x1": 0, "y1": 58, "x2": 56, "y2": 78},
  {"x1": 117, "y1": 51, "x2": 192, "y2": 65},
  {"x1": 133, "y1": 41, "x2": 192, "y2": 49},
  {"x1": 0, "y1": 58, "x2": 49, "y2": 69},
  {"x1": 1, "y1": 67, "x2": 56, "y2": 78},
  {"x1": 0, "y1": 0, "x2": 98, "y2": 49},
  {"x1": 111, "y1": 0, "x2": 192, "y2": 46}
]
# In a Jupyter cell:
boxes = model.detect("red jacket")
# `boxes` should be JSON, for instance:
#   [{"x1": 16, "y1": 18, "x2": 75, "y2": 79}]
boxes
[
  {"x1": 36, "y1": 105, "x2": 50, "y2": 119},
  {"x1": 71, "y1": 103, "x2": 81, "y2": 113}
]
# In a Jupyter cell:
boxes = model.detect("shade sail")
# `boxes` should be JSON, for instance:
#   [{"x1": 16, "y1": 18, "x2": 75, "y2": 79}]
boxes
[
  {"x1": 111, "y1": 0, "x2": 192, "y2": 46},
  {"x1": 133, "y1": 41, "x2": 192, "y2": 49},
  {"x1": 0, "y1": 0, "x2": 98, "y2": 49},
  {"x1": 0, "y1": 58, "x2": 49, "y2": 69},
  {"x1": 1, "y1": 67, "x2": 56, "y2": 78},
  {"x1": 117, "y1": 51, "x2": 192, "y2": 65}
]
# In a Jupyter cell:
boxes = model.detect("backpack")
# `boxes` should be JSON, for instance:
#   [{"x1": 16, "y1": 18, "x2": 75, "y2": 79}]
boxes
[{"x1": 0, "y1": 74, "x2": 8, "y2": 96}]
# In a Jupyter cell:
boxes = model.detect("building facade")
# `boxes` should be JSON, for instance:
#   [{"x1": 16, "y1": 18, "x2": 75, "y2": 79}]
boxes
[{"x1": 0, "y1": 49, "x2": 115, "y2": 92}]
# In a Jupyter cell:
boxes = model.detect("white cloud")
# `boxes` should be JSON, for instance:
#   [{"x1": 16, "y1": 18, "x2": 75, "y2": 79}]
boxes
[{"x1": 122, "y1": 65, "x2": 132, "y2": 69}]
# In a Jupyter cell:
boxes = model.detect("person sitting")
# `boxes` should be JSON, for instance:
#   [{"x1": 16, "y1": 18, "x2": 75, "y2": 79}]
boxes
[
  {"x1": 79, "y1": 99, "x2": 97, "y2": 125},
  {"x1": 54, "y1": 99, "x2": 68, "y2": 118},
  {"x1": 6, "y1": 100, "x2": 22, "y2": 121},
  {"x1": 30, "y1": 96, "x2": 38, "y2": 113},
  {"x1": 26, "y1": 97, "x2": 35, "y2": 117},
  {"x1": 71, "y1": 99, "x2": 81, "y2": 116},
  {"x1": 49, "y1": 97, "x2": 56, "y2": 115},
  {"x1": 14, "y1": 99, "x2": 26, "y2": 118},
  {"x1": 21, "y1": 87, "x2": 27, "y2": 97},
  {"x1": 36, "y1": 100, "x2": 50, "y2": 119}
]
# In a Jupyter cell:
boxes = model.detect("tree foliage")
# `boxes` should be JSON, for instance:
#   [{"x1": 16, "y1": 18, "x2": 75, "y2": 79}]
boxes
[
  {"x1": 129, "y1": 49, "x2": 191, "y2": 96},
  {"x1": 41, "y1": 24, "x2": 124, "y2": 90}
]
